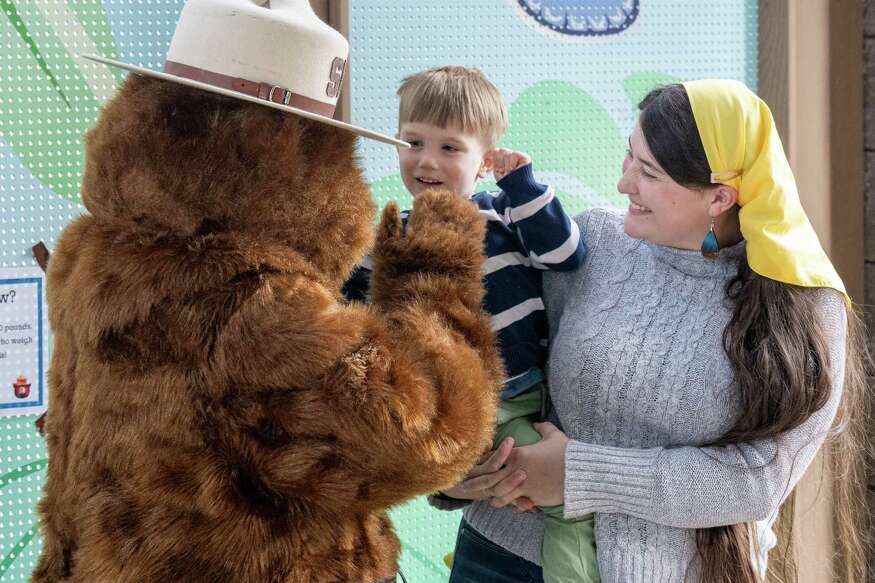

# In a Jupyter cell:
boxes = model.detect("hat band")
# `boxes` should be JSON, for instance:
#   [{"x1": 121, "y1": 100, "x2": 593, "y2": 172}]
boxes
[{"x1": 163, "y1": 61, "x2": 336, "y2": 118}]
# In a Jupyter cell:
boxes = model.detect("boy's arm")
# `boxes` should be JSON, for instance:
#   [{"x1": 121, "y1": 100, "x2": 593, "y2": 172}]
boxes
[{"x1": 489, "y1": 150, "x2": 586, "y2": 271}]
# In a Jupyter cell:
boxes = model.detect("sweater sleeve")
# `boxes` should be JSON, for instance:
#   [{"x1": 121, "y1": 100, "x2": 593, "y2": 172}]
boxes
[
  {"x1": 562, "y1": 289, "x2": 847, "y2": 528},
  {"x1": 492, "y1": 164, "x2": 586, "y2": 271}
]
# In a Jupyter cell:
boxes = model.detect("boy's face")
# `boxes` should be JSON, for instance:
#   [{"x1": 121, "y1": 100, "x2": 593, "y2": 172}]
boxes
[{"x1": 398, "y1": 122, "x2": 490, "y2": 199}]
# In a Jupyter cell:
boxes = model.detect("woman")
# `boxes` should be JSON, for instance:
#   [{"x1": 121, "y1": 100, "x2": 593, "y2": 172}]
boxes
[{"x1": 433, "y1": 80, "x2": 870, "y2": 583}]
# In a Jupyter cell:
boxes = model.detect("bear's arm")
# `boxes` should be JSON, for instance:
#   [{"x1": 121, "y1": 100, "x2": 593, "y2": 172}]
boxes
[{"x1": 212, "y1": 190, "x2": 502, "y2": 514}]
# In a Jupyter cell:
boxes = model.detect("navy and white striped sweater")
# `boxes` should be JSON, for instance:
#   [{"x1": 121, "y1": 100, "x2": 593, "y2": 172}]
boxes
[{"x1": 343, "y1": 164, "x2": 586, "y2": 398}]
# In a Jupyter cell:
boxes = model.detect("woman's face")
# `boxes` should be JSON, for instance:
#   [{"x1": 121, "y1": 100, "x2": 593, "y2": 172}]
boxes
[{"x1": 618, "y1": 122, "x2": 713, "y2": 250}]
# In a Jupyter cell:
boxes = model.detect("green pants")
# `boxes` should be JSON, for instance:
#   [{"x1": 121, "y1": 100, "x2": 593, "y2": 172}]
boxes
[{"x1": 495, "y1": 386, "x2": 600, "y2": 583}]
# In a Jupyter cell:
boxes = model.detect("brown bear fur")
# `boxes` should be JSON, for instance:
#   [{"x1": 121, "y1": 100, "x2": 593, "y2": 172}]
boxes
[{"x1": 31, "y1": 75, "x2": 502, "y2": 583}]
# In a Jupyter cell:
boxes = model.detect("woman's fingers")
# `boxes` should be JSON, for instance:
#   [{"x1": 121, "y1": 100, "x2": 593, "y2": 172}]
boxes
[
  {"x1": 439, "y1": 438, "x2": 518, "y2": 500},
  {"x1": 492, "y1": 470, "x2": 527, "y2": 498},
  {"x1": 490, "y1": 479, "x2": 527, "y2": 508},
  {"x1": 458, "y1": 464, "x2": 516, "y2": 497},
  {"x1": 511, "y1": 496, "x2": 536, "y2": 512},
  {"x1": 469, "y1": 437, "x2": 514, "y2": 477},
  {"x1": 532, "y1": 421, "x2": 559, "y2": 438},
  {"x1": 488, "y1": 463, "x2": 533, "y2": 508}
]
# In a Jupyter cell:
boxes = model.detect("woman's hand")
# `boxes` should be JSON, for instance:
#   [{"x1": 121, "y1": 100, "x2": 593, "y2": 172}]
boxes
[
  {"x1": 490, "y1": 422, "x2": 569, "y2": 509},
  {"x1": 440, "y1": 437, "x2": 528, "y2": 501}
]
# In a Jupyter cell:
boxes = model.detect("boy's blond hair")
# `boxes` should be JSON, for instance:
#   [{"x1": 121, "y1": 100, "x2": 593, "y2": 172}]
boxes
[{"x1": 397, "y1": 65, "x2": 508, "y2": 147}]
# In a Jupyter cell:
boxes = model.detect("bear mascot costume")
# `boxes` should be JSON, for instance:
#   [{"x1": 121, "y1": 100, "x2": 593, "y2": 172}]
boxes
[{"x1": 31, "y1": 1, "x2": 501, "y2": 582}]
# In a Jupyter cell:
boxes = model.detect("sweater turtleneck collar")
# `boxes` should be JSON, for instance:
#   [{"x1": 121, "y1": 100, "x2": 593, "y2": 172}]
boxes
[{"x1": 644, "y1": 238, "x2": 747, "y2": 278}]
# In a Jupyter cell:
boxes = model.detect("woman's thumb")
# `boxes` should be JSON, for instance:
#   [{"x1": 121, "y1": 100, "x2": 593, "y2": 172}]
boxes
[{"x1": 532, "y1": 421, "x2": 558, "y2": 437}]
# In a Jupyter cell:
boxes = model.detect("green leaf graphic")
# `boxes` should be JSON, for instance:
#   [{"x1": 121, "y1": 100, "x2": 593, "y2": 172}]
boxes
[
  {"x1": 622, "y1": 72, "x2": 680, "y2": 109},
  {"x1": 0, "y1": 523, "x2": 39, "y2": 577},
  {"x1": 66, "y1": 0, "x2": 124, "y2": 83},
  {"x1": 400, "y1": 543, "x2": 448, "y2": 577},
  {"x1": 0, "y1": 458, "x2": 48, "y2": 488},
  {"x1": 1, "y1": 0, "x2": 70, "y2": 106},
  {"x1": 366, "y1": 171, "x2": 587, "y2": 215},
  {"x1": 0, "y1": 0, "x2": 110, "y2": 201},
  {"x1": 502, "y1": 80, "x2": 626, "y2": 205},
  {"x1": 369, "y1": 173, "x2": 412, "y2": 211}
]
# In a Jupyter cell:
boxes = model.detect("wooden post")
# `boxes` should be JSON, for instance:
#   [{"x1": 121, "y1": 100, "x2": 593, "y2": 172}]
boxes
[
  {"x1": 759, "y1": 1, "x2": 865, "y2": 582},
  {"x1": 828, "y1": 0, "x2": 864, "y2": 302},
  {"x1": 309, "y1": 0, "x2": 350, "y2": 123},
  {"x1": 309, "y1": 0, "x2": 328, "y2": 22},
  {"x1": 758, "y1": 0, "x2": 790, "y2": 143}
]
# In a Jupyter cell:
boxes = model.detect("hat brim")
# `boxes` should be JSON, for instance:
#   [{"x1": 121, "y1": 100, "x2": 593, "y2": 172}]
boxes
[{"x1": 81, "y1": 54, "x2": 408, "y2": 148}]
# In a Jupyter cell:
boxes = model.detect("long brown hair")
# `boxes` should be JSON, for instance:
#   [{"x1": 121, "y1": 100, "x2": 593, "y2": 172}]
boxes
[{"x1": 638, "y1": 84, "x2": 872, "y2": 583}]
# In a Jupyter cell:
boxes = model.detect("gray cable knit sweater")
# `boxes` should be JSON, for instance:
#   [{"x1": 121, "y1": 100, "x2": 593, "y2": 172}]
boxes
[{"x1": 433, "y1": 208, "x2": 846, "y2": 583}]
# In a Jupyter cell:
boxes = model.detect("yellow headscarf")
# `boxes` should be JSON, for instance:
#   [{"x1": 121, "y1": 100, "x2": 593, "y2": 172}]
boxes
[{"x1": 681, "y1": 79, "x2": 847, "y2": 299}]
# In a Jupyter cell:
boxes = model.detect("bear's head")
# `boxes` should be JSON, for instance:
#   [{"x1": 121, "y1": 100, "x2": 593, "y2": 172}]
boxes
[{"x1": 81, "y1": 74, "x2": 375, "y2": 289}]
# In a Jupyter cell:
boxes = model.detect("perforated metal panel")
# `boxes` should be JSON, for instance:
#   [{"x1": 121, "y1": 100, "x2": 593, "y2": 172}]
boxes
[
  {"x1": 1, "y1": 2, "x2": 179, "y2": 580},
  {"x1": 348, "y1": 5, "x2": 757, "y2": 579},
  {"x1": 1, "y1": 1, "x2": 757, "y2": 581}
]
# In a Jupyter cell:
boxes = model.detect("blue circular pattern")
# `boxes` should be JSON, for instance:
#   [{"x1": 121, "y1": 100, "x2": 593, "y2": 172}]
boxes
[{"x1": 517, "y1": 0, "x2": 640, "y2": 36}]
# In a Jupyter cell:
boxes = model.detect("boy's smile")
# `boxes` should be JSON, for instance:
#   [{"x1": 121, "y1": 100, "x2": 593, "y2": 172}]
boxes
[{"x1": 398, "y1": 121, "x2": 491, "y2": 199}]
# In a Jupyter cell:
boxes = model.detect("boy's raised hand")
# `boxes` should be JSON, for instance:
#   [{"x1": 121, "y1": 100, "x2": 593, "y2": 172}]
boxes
[{"x1": 487, "y1": 148, "x2": 531, "y2": 182}]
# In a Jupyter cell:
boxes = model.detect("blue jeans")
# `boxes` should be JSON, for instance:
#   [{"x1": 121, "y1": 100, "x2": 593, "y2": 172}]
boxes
[{"x1": 449, "y1": 520, "x2": 544, "y2": 583}]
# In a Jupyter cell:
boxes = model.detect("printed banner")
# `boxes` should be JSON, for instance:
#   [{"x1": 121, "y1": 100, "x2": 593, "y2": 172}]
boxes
[{"x1": 0, "y1": 267, "x2": 47, "y2": 416}]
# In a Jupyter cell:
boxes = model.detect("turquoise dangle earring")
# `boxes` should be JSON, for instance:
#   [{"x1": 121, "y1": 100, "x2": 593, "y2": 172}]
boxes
[{"x1": 701, "y1": 221, "x2": 719, "y2": 259}]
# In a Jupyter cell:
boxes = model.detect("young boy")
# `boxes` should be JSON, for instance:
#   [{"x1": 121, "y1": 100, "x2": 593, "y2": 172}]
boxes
[{"x1": 344, "y1": 65, "x2": 598, "y2": 583}]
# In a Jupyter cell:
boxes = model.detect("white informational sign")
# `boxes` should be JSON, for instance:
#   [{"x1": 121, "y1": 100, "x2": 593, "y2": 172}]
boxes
[{"x1": 0, "y1": 267, "x2": 48, "y2": 417}]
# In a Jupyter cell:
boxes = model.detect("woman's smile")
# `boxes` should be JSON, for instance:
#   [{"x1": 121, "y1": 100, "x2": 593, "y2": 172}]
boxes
[{"x1": 628, "y1": 201, "x2": 652, "y2": 215}]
